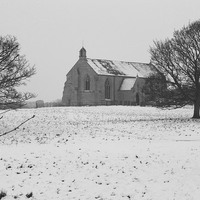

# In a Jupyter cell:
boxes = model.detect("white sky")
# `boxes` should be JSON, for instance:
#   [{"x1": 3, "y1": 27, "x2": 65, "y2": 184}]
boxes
[{"x1": 0, "y1": 0, "x2": 200, "y2": 102}]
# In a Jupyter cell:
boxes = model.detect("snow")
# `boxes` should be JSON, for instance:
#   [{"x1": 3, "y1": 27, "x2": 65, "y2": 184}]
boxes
[
  {"x1": 120, "y1": 78, "x2": 136, "y2": 90},
  {"x1": 0, "y1": 106, "x2": 200, "y2": 200},
  {"x1": 87, "y1": 58, "x2": 154, "y2": 77}
]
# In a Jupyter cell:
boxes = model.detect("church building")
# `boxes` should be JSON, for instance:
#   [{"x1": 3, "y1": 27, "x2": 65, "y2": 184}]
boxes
[{"x1": 62, "y1": 47, "x2": 159, "y2": 106}]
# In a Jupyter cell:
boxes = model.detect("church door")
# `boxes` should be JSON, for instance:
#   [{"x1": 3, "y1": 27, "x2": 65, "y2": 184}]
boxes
[{"x1": 105, "y1": 79, "x2": 111, "y2": 99}]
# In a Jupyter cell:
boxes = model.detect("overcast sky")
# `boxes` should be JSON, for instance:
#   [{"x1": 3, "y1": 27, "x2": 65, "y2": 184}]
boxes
[{"x1": 0, "y1": 0, "x2": 200, "y2": 102}]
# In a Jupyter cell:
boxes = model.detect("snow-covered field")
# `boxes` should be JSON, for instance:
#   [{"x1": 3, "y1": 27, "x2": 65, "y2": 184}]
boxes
[{"x1": 0, "y1": 106, "x2": 200, "y2": 200}]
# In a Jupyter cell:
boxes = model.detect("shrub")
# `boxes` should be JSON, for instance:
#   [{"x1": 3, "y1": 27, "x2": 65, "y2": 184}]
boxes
[
  {"x1": 26, "y1": 192, "x2": 33, "y2": 198},
  {"x1": 0, "y1": 190, "x2": 7, "y2": 199}
]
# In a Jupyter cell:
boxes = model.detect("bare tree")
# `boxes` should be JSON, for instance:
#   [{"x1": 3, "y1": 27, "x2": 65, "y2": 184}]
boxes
[
  {"x1": 148, "y1": 20, "x2": 200, "y2": 118},
  {"x1": 0, "y1": 35, "x2": 36, "y2": 109}
]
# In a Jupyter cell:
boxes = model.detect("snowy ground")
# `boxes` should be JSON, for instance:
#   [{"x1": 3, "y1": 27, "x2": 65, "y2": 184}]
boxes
[{"x1": 0, "y1": 106, "x2": 200, "y2": 200}]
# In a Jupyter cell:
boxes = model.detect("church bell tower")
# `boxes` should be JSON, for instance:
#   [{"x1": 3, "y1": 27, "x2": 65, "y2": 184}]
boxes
[{"x1": 79, "y1": 47, "x2": 87, "y2": 59}]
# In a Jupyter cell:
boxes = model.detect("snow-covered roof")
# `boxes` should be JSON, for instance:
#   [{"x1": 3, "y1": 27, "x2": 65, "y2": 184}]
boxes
[
  {"x1": 120, "y1": 78, "x2": 136, "y2": 90},
  {"x1": 87, "y1": 58, "x2": 157, "y2": 77}
]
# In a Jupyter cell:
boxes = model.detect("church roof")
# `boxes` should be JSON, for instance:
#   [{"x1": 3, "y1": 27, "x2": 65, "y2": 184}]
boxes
[
  {"x1": 87, "y1": 58, "x2": 157, "y2": 77},
  {"x1": 120, "y1": 78, "x2": 137, "y2": 90}
]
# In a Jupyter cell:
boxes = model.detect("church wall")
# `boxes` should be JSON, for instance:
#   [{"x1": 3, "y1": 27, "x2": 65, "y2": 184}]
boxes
[
  {"x1": 117, "y1": 90, "x2": 135, "y2": 105},
  {"x1": 95, "y1": 75, "x2": 146, "y2": 106},
  {"x1": 62, "y1": 59, "x2": 100, "y2": 106},
  {"x1": 62, "y1": 62, "x2": 79, "y2": 106},
  {"x1": 94, "y1": 75, "x2": 124, "y2": 105}
]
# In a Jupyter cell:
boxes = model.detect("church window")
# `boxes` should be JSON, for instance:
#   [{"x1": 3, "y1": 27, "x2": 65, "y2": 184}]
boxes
[
  {"x1": 85, "y1": 75, "x2": 90, "y2": 90},
  {"x1": 105, "y1": 79, "x2": 111, "y2": 99}
]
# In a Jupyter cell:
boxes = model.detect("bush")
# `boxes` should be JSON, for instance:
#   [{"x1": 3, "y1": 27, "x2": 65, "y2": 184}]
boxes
[
  {"x1": 0, "y1": 190, "x2": 7, "y2": 199},
  {"x1": 26, "y1": 192, "x2": 33, "y2": 198}
]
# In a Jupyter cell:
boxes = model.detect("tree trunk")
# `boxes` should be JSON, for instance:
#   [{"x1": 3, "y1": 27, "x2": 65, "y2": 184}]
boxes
[{"x1": 193, "y1": 101, "x2": 200, "y2": 118}]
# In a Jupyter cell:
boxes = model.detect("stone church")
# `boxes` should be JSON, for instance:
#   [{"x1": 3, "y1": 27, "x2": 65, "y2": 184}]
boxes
[{"x1": 62, "y1": 47, "x2": 159, "y2": 106}]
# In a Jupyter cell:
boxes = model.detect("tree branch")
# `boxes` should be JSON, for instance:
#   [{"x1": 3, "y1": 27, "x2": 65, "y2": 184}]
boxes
[
  {"x1": 0, "y1": 109, "x2": 11, "y2": 119},
  {"x1": 0, "y1": 115, "x2": 35, "y2": 137},
  {"x1": 0, "y1": 109, "x2": 11, "y2": 115}
]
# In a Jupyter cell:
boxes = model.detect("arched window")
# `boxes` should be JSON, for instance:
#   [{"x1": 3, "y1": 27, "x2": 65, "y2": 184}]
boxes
[
  {"x1": 136, "y1": 93, "x2": 140, "y2": 105},
  {"x1": 85, "y1": 75, "x2": 90, "y2": 90},
  {"x1": 105, "y1": 79, "x2": 111, "y2": 99}
]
